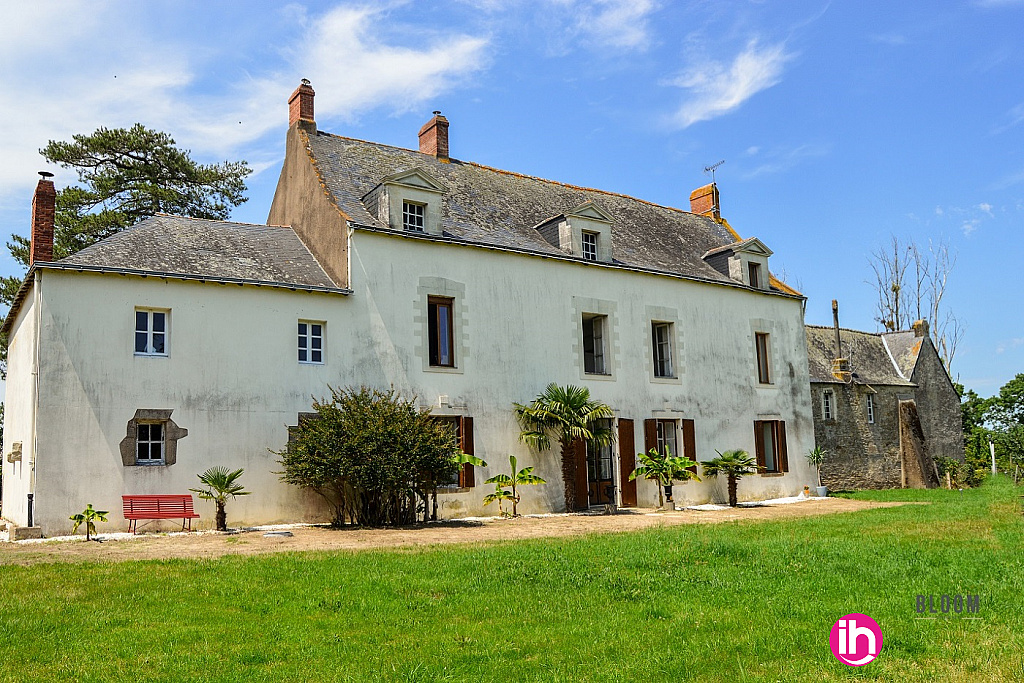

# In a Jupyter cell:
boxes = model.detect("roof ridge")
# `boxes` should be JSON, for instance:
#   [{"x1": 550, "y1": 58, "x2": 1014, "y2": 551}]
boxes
[
  {"x1": 316, "y1": 131, "x2": 704, "y2": 219},
  {"x1": 151, "y1": 213, "x2": 291, "y2": 229},
  {"x1": 806, "y1": 324, "x2": 888, "y2": 336}
]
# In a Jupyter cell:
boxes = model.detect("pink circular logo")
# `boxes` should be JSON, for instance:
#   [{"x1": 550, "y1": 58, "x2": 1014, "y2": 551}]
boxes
[{"x1": 829, "y1": 613, "x2": 882, "y2": 666}]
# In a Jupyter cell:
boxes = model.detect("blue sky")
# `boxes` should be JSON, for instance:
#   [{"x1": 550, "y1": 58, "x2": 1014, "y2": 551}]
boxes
[{"x1": 1, "y1": 1, "x2": 1022, "y2": 396}]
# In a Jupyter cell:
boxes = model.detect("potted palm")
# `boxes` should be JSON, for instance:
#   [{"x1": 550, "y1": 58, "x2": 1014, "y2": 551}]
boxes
[
  {"x1": 701, "y1": 450, "x2": 760, "y2": 507},
  {"x1": 629, "y1": 447, "x2": 700, "y2": 510},
  {"x1": 806, "y1": 446, "x2": 827, "y2": 497}
]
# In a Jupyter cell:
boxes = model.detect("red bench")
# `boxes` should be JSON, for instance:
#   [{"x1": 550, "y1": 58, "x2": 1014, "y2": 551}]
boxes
[{"x1": 122, "y1": 494, "x2": 200, "y2": 533}]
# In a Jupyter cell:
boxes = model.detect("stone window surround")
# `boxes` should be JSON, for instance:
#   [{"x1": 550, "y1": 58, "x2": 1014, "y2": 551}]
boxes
[
  {"x1": 415, "y1": 277, "x2": 468, "y2": 374},
  {"x1": 573, "y1": 296, "x2": 619, "y2": 381},
  {"x1": 646, "y1": 305, "x2": 684, "y2": 385},
  {"x1": 119, "y1": 409, "x2": 188, "y2": 467},
  {"x1": 749, "y1": 318, "x2": 778, "y2": 389},
  {"x1": 822, "y1": 388, "x2": 835, "y2": 421}
]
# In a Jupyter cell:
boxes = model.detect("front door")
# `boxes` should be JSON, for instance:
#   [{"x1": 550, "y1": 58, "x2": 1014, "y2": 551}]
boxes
[{"x1": 587, "y1": 419, "x2": 614, "y2": 505}]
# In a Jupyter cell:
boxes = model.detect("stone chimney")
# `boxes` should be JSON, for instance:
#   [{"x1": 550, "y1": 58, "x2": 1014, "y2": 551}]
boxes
[
  {"x1": 830, "y1": 299, "x2": 851, "y2": 381},
  {"x1": 288, "y1": 79, "x2": 316, "y2": 132},
  {"x1": 832, "y1": 299, "x2": 842, "y2": 359},
  {"x1": 912, "y1": 319, "x2": 929, "y2": 338},
  {"x1": 418, "y1": 111, "x2": 449, "y2": 161},
  {"x1": 30, "y1": 172, "x2": 56, "y2": 265},
  {"x1": 689, "y1": 183, "x2": 720, "y2": 220}
]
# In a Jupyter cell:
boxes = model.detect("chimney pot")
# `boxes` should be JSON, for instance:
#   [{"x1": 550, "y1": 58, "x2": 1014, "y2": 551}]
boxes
[
  {"x1": 689, "y1": 183, "x2": 720, "y2": 220},
  {"x1": 288, "y1": 79, "x2": 316, "y2": 132},
  {"x1": 30, "y1": 174, "x2": 57, "y2": 265},
  {"x1": 912, "y1": 319, "x2": 929, "y2": 338},
  {"x1": 418, "y1": 112, "x2": 450, "y2": 161}
]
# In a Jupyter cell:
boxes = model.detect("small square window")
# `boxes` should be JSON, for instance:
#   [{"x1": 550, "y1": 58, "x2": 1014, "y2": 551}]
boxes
[
  {"x1": 135, "y1": 309, "x2": 169, "y2": 356},
  {"x1": 428, "y1": 297, "x2": 455, "y2": 367},
  {"x1": 403, "y1": 201, "x2": 425, "y2": 232},
  {"x1": 136, "y1": 422, "x2": 165, "y2": 464},
  {"x1": 581, "y1": 231, "x2": 598, "y2": 261},
  {"x1": 652, "y1": 322, "x2": 674, "y2": 378},
  {"x1": 298, "y1": 320, "x2": 324, "y2": 364},
  {"x1": 582, "y1": 314, "x2": 607, "y2": 374}
]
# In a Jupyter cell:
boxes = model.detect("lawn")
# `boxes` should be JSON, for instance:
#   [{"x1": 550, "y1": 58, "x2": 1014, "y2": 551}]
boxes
[{"x1": 1, "y1": 479, "x2": 1022, "y2": 682}]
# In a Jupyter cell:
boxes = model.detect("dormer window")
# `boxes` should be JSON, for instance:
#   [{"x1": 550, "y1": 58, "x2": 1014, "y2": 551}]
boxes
[
  {"x1": 701, "y1": 237, "x2": 773, "y2": 290},
  {"x1": 403, "y1": 201, "x2": 425, "y2": 232},
  {"x1": 581, "y1": 231, "x2": 598, "y2": 261},
  {"x1": 748, "y1": 262, "x2": 761, "y2": 288}
]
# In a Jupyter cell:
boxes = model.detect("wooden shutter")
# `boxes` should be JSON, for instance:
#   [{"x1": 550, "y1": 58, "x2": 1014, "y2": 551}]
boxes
[
  {"x1": 643, "y1": 419, "x2": 657, "y2": 456},
  {"x1": 753, "y1": 421, "x2": 766, "y2": 471},
  {"x1": 460, "y1": 416, "x2": 475, "y2": 488},
  {"x1": 573, "y1": 438, "x2": 589, "y2": 511},
  {"x1": 682, "y1": 419, "x2": 697, "y2": 475},
  {"x1": 777, "y1": 421, "x2": 789, "y2": 473},
  {"x1": 618, "y1": 419, "x2": 637, "y2": 507}
]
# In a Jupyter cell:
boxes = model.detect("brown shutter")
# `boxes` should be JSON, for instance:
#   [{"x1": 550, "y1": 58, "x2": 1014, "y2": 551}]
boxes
[
  {"x1": 573, "y1": 439, "x2": 589, "y2": 511},
  {"x1": 618, "y1": 419, "x2": 637, "y2": 507},
  {"x1": 682, "y1": 419, "x2": 697, "y2": 475},
  {"x1": 460, "y1": 416, "x2": 475, "y2": 488},
  {"x1": 753, "y1": 421, "x2": 766, "y2": 471},
  {"x1": 777, "y1": 421, "x2": 789, "y2": 473},
  {"x1": 643, "y1": 419, "x2": 657, "y2": 456}
]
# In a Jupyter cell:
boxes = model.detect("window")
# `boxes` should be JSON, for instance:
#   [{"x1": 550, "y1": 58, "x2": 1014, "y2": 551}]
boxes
[
  {"x1": 754, "y1": 420, "x2": 789, "y2": 474},
  {"x1": 748, "y1": 262, "x2": 762, "y2": 288},
  {"x1": 298, "y1": 321, "x2": 324, "y2": 364},
  {"x1": 135, "y1": 309, "x2": 168, "y2": 356},
  {"x1": 581, "y1": 231, "x2": 598, "y2": 261},
  {"x1": 403, "y1": 201, "x2": 425, "y2": 232},
  {"x1": 822, "y1": 389, "x2": 834, "y2": 420},
  {"x1": 755, "y1": 332, "x2": 771, "y2": 384},
  {"x1": 867, "y1": 394, "x2": 875, "y2": 424},
  {"x1": 652, "y1": 322, "x2": 674, "y2": 378},
  {"x1": 656, "y1": 420, "x2": 678, "y2": 458},
  {"x1": 136, "y1": 422, "x2": 165, "y2": 464},
  {"x1": 428, "y1": 297, "x2": 455, "y2": 367},
  {"x1": 432, "y1": 416, "x2": 476, "y2": 488},
  {"x1": 582, "y1": 314, "x2": 607, "y2": 374}
]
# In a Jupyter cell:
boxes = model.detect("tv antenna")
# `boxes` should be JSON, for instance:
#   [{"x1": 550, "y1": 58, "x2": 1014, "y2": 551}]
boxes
[{"x1": 703, "y1": 160, "x2": 725, "y2": 183}]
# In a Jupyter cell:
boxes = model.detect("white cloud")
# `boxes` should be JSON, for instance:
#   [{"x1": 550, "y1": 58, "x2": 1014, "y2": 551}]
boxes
[
  {"x1": 961, "y1": 218, "x2": 981, "y2": 236},
  {"x1": 934, "y1": 206, "x2": 944, "y2": 216},
  {"x1": 977, "y1": 202, "x2": 994, "y2": 217},
  {"x1": 869, "y1": 33, "x2": 908, "y2": 46},
  {"x1": 579, "y1": 0, "x2": 657, "y2": 50},
  {"x1": 741, "y1": 142, "x2": 830, "y2": 178},
  {"x1": 996, "y1": 338, "x2": 1024, "y2": 354},
  {"x1": 0, "y1": 3, "x2": 489, "y2": 200},
  {"x1": 992, "y1": 102, "x2": 1024, "y2": 134},
  {"x1": 667, "y1": 40, "x2": 794, "y2": 128}
]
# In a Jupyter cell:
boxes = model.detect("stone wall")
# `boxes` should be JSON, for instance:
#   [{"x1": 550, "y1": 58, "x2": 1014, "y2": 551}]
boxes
[
  {"x1": 811, "y1": 382, "x2": 904, "y2": 490},
  {"x1": 910, "y1": 338, "x2": 965, "y2": 464}
]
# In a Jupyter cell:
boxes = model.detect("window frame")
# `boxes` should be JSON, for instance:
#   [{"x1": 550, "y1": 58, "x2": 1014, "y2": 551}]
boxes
[
  {"x1": 298, "y1": 320, "x2": 325, "y2": 365},
  {"x1": 134, "y1": 308, "x2": 169, "y2": 357},
  {"x1": 655, "y1": 419, "x2": 678, "y2": 458},
  {"x1": 581, "y1": 230, "x2": 599, "y2": 261},
  {"x1": 582, "y1": 314, "x2": 607, "y2": 375},
  {"x1": 754, "y1": 420, "x2": 789, "y2": 475},
  {"x1": 402, "y1": 200, "x2": 426, "y2": 232},
  {"x1": 428, "y1": 296, "x2": 456, "y2": 368},
  {"x1": 822, "y1": 389, "x2": 834, "y2": 420},
  {"x1": 755, "y1": 332, "x2": 771, "y2": 384},
  {"x1": 748, "y1": 262, "x2": 763, "y2": 289},
  {"x1": 867, "y1": 393, "x2": 875, "y2": 424},
  {"x1": 135, "y1": 421, "x2": 166, "y2": 465},
  {"x1": 651, "y1": 321, "x2": 674, "y2": 378}
]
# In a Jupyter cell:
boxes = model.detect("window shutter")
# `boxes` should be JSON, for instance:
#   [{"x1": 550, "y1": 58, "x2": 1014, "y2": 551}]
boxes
[
  {"x1": 753, "y1": 421, "x2": 766, "y2": 471},
  {"x1": 682, "y1": 419, "x2": 697, "y2": 475},
  {"x1": 618, "y1": 419, "x2": 637, "y2": 507},
  {"x1": 643, "y1": 419, "x2": 657, "y2": 456},
  {"x1": 777, "y1": 421, "x2": 789, "y2": 473},
  {"x1": 460, "y1": 416, "x2": 475, "y2": 488}
]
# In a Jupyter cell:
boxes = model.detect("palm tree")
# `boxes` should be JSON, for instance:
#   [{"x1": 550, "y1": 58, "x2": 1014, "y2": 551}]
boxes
[
  {"x1": 484, "y1": 455, "x2": 547, "y2": 517},
  {"x1": 515, "y1": 383, "x2": 614, "y2": 512},
  {"x1": 629, "y1": 447, "x2": 701, "y2": 509},
  {"x1": 701, "y1": 450, "x2": 761, "y2": 507},
  {"x1": 190, "y1": 467, "x2": 250, "y2": 531},
  {"x1": 69, "y1": 504, "x2": 108, "y2": 540}
]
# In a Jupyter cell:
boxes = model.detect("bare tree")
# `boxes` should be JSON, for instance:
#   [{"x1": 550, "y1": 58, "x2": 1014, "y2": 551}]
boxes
[{"x1": 868, "y1": 236, "x2": 964, "y2": 374}]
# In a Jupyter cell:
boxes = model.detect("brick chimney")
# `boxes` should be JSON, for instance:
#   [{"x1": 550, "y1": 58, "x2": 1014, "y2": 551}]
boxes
[
  {"x1": 912, "y1": 319, "x2": 929, "y2": 338},
  {"x1": 30, "y1": 171, "x2": 56, "y2": 265},
  {"x1": 689, "y1": 183, "x2": 720, "y2": 220},
  {"x1": 418, "y1": 111, "x2": 449, "y2": 161},
  {"x1": 288, "y1": 79, "x2": 316, "y2": 132}
]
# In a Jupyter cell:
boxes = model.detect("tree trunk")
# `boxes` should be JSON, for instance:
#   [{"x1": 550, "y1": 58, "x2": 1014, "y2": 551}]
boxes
[
  {"x1": 560, "y1": 438, "x2": 576, "y2": 512},
  {"x1": 727, "y1": 476, "x2": 738, "y2": 507},
  {"x1": 216, "y1": 501, "x2": 227, "y2": 531}
]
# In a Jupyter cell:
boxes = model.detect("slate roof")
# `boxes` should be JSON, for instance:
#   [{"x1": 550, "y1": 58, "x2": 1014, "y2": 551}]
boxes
[
  {"x1": 805, "y1": 325, "x2": 914, "y2": 386},
  {"x1": 881, "y1": 330, "x2": 924, "y2": 379},
  {"x1": 307, "y1": 132, "x2": 784, "y2": 288},
  {"x1": 55, "y1": 215, "x2": 341, "y2": 291}
]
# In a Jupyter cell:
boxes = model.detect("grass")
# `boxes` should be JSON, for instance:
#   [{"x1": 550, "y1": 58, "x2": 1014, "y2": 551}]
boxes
[{"x1": 1, "y1": 479, "x2": 1023, "y2": 682}]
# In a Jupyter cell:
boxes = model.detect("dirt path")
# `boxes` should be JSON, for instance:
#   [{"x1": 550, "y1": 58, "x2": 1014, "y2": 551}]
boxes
[{"x1": 0, "y1": 498, "x2": 911, "y2": 566}]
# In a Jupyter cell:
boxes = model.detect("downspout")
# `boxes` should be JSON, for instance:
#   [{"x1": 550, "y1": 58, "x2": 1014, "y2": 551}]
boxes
[{"x1": 28, "y1": 270, "x2": 41, "y2": 526}]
